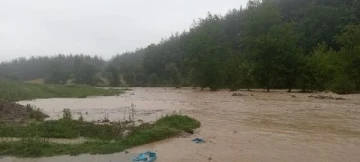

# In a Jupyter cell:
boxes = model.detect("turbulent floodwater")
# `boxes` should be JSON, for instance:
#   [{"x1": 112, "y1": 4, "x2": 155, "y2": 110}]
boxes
[{"x1": 3, "y1": 88, "x2": 360, "y2": 162}]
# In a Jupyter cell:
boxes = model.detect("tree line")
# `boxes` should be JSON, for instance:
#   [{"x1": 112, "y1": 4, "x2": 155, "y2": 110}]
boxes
[
  {"x1": 1, "y1": 0, "x2": 360, "y2": 93},
  {"x1": 0, "y1": 54, "x2": 106, "y2": 85}
]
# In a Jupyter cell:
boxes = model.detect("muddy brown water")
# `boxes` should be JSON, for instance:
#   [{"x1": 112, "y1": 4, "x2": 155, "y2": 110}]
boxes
[{"x1": 2, "y1": 88, "x2": 360, "y2": 162}]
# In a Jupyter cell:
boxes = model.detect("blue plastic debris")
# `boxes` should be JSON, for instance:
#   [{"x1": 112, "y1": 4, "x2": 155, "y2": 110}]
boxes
[
  {"x1": 132, "y1": 151, "x2": 157, "y2": 162},
  {"x1": 192, "y1": 138, "x2": 206, "y2": 144}
]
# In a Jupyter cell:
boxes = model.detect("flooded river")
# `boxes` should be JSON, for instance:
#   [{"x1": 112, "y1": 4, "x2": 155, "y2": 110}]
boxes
[{"x1": 2, "y1": 88, "x2": 360, "y2": 162}]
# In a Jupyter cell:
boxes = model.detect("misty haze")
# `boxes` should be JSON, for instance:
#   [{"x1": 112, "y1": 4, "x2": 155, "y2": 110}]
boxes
[{"x1": 1, "y1": 0, "x2": 360, "y2": 162}]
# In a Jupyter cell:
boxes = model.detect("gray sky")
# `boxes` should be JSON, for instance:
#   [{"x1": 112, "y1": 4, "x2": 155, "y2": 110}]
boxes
[{"x1": 0, "y1": 0, "x2": 247, "y2": 62}]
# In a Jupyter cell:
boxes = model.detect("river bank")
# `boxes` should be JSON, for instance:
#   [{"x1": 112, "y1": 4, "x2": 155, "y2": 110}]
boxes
[{"x1": 3, "y1": 88, "x2": 360, "y2": 162}]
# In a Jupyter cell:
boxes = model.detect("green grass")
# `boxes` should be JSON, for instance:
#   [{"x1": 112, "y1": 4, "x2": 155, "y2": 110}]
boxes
[
  {"x1": 0, "y1": 115, "x2": 201, "y2": 157},
  {"x1": 0, "y1": 119, "x2": 126, "y2": 140},
  {"x1": 0, "y1": 80, "x2": 124, "y2": 101}
]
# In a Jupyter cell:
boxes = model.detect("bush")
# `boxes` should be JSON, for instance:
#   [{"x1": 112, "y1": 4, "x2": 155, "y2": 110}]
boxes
[
  {"x1": 329, "y1": 76, "x2": 356, "y2": 94},
  {"x1": 26, "y1": 105, "x2": 48, "y2": 121},
  {"x1": 62, "y1": 108, "x2": 72, "y2": 120}
]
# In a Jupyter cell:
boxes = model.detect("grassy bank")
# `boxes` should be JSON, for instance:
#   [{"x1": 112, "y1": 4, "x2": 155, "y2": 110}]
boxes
[
  {"x1": 0, "y1": 115, "x2": 201, "y2": 157},
  {"x1": 0, "y1": 80, "x2": 124, "y2": 101}
]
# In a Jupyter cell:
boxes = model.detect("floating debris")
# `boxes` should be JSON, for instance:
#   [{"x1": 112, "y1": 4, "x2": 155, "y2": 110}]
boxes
[
  {"x1": 309, "y1": 95, "x2": 346, "y2": 100},
  {"x1": 232, "y1": 93, "x2": 246, "y2": 97}
]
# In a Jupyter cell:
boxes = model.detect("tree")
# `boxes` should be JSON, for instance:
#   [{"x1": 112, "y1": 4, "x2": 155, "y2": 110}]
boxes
[
  {"x1": 147, "y1": 73, "x2": 159, "y2": 86},
  {"x1": 186, "y1": 13, "x2": 231, "y2": 90},
  {"x1": 73, "y1": 62, "x2": 99, "y2": 85},
  {"x1": 335, "y1": 24, "x2": 360, "y2": 91},
  {"x1": 238, "y1": 60, "x2": 254, "y2": 91},
  {"x1": 105, "y1": 65, "x2": 120, "y2": 87},
  {"x1": 242, "y1": 0, "x2": 282, "y2": 92},
  {"x1": 266, "y1": 23, "x2": 303, "y2": 92},
  {"x1": 165, "y1": 63, "x2": 182, "y2": 88},
  {"x1": 45, "y1": 61, "x2": 69, "y2": 84},
  {"x1": 307, "y1": 43, "x2": 341, "y2": 91},
  {"x1": 2, "y1": 0, "x2": 360, "y2": 93}
]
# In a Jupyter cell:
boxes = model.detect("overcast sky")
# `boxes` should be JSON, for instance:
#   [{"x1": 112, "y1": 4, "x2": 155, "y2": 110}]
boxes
[{"x1": 0, "y1": 0, "x2": 247, "y2": 62}]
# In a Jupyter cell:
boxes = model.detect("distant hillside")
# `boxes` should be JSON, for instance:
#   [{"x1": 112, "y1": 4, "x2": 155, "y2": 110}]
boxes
[{"x1": 1, "y1": 0, "x2": 360, "y2": 93}]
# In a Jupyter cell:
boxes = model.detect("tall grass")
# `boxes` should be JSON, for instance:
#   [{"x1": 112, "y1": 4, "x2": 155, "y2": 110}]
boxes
[
  {"x1": 0, "y1": 115, "x2": 201, "y2": 157},
  {"x1": 0, "y1": 80, "x2": 124, "y2": 101}
]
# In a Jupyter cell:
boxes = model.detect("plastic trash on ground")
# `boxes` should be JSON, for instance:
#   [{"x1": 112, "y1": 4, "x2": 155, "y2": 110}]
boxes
[
  {"x1": 192, "y1": 138, "x2": 206, "y2": 144},
  {"x1": 132, "y1": 151, "x2": 157, "y2": 162}
]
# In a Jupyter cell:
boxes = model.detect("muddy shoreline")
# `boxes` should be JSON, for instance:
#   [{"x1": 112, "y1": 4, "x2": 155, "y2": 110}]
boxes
[{"x1": 3, "y1": 88, "x2": 360, "y2": 162}]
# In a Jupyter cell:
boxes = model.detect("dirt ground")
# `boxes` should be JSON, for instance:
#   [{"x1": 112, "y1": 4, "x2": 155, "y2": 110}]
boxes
[
  {"x1": 0, "y1": 101, "x2": 48, "y2": 124},
  {"x1": 3, "y1": 88, "x2": 360, "y2": 162}
]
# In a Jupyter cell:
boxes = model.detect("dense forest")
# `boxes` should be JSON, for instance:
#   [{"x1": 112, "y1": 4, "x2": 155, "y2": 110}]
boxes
[
  {"x1": 0, "y1": 55, "x2": 106, "y2": 85},
  {"x1": 1, "y1": 0, "x2": 360, "y2": 93}
]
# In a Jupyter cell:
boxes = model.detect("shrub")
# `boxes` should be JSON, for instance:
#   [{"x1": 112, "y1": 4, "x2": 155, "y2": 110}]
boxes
[{"x1": 62, "y1": 108, "x2": 72, "y2": 120}]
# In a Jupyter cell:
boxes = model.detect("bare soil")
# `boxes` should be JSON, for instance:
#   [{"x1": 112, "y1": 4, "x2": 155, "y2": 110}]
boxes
[{"x1": 0, "y1": 101, "x2": 48, "y2": 124}]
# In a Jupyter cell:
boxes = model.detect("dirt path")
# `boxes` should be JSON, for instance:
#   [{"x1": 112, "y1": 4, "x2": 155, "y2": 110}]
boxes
[{"x1": 3, "y1": 88, "x2": 360, "y2": 162}]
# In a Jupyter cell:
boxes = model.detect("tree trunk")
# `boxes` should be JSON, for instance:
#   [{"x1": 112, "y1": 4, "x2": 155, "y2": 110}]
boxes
[{"x1": 287, "y1": 79, "x2": 293, "y2": 92}]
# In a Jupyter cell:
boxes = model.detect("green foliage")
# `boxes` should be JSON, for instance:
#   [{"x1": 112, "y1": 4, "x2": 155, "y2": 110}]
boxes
[
  {"x1": 147, "y1": 73, "x2": 159, "y2": 86},
  {"x1": 329, "y1": 75, "x2": 356, "y2": 94},
  {"x1": 305, "y1": 26, "x2": 360, "y2": 94},
  {"x1": 105, "y1": 65, "x2": 120, "y2": 87},
  {"x1": 1, "y1": 0, "x2": 360, "y2": 93},
  {"x1": 45, "y1": 61, "x2": 69, "y2": 84},
  {"x1": 78, "y1": 112, "x2": 84, "y2": 122},
  {"x1": 0, "y1": 80, "x2": 123, "y2": 102},
  {"x1": 307, "y1": 43, "x2": 339, "y2": 91},
  {"x1": 62, "y1": 109, "x2": 72, "y2": 120},
  {"x1": 165, "y1": 63, "x2": 182, "y2": 88},
  {"x1": 0, "y1": 54, "x2": 105, "y2": 82},
  {"x1": 26, "y1": 105, "x2": 48, "y2": 122},
  {"x1": 238, "y1": 60, "x2": 254, "y2": 91},
  {"x1": 0, "y1": 115, "x2": 200, "y2": 157},
  {"x1": 154, "y1": 115, "x2": 201, "y2": 133},
  {"x1": 335, "y1": 24, "x2": 360, "y2": 91},
  {"x1": 104, "y1": 0, "x2": 359, "y2": 93},
  {"x1": 73, "y1": 62, "x2": 99, "y2": 85}
]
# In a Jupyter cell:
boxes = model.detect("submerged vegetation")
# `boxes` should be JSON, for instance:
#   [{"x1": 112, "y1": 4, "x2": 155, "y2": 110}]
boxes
[
  {"x1": 0, "y1": 80, "x2": 123, "y2": 101},
  {"x1": 0, "y1": 113, "x2": 200, "y2": 157}
]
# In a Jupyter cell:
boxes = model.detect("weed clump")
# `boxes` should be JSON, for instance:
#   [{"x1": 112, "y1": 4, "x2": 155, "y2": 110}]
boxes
[{"x1": 62, "y1": 108, "x2": 72, "y2": 120}]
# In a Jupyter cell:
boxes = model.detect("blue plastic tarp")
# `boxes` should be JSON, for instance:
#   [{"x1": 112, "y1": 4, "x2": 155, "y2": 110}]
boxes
[
  {"x1": 132, "y1": 151, "x2": 157, "y2": 162},
  {"x1": 192, "y1": 138, "x2": 206, "y2": 144}
]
